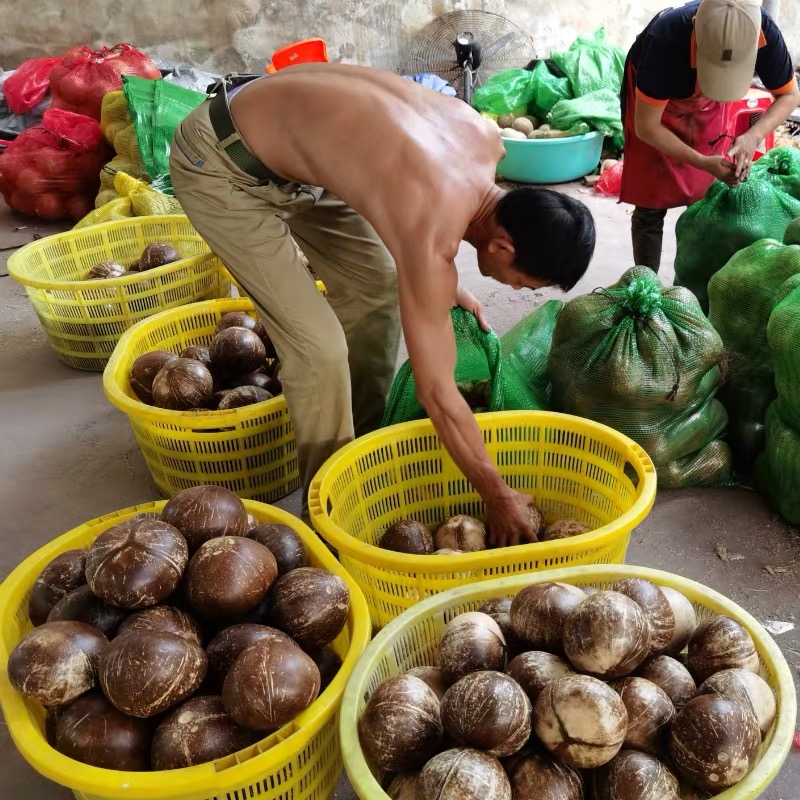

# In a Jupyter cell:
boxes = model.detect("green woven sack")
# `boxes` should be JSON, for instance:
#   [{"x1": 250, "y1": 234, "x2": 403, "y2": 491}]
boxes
[
  {"x1": 707, "y1": 239, "x2": 800, "y2": 470},
  {"x1": 674, "y1": 171, "x2": 800, "y2": 312},
  {"x1": 767, "y1": 274, "x2": 800, "y2": 431},
  {"x1": 756, "y1": 403, "x2": 800, "y2": 524},
  {"x1": 381, "y1": 303, "x2": 560, "y2": 427},
  {"x1": 751, "y1": 147, "x2": 800, "y2": 198},
  {"x1": 549, "y1": 266, "x2": 731, "y2": 488},
  {"x1": 123, "y1": 75, "x2": 205, "y2": 192},
  {"x1": 784, "y1": 215, "x2": 800, "y2": 245}
]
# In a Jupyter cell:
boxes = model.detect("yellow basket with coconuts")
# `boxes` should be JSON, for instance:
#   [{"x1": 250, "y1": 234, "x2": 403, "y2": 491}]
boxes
[
  {"x1": 0, "y1": 499, "x2": 370, "y2": 800},
  {"x1": 339, "y1": 564, "x2": 797, "y2": 800},
  {"x1": 309, "y1": 411, "x2": 658, "y2": 629},
  {"x1": 104, "y1": 297, "x2": 301, "y2": 502},
  {"x1": 7, "y1": 215, "x2": 232, "y2": 371}
]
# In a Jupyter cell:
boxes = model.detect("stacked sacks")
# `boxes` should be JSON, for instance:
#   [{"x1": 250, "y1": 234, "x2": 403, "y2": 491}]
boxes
[
  {"x1": 708, "y1": 239, "x2": 800, "y2": 472},
  {"x1": 674, "y1": 149, "x2": 800, "y2": 313},
  {"x1": 756, "y1": 274, "x2": 800, "y2": 523},
  {"x1": 549, "y1": 266, "x2": 731, "y2": 489}
]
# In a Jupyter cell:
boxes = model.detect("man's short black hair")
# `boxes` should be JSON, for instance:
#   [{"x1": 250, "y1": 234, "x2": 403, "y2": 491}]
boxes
[{"x1": 495, "y1": 187, "x2": 596, "y2": 291}]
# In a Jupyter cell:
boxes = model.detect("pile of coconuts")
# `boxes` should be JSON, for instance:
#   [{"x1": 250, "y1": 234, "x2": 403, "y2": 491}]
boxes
[
  {"x1": 85, "y1": 242, "x2": 182, "y2": 280},
  {"x1": 359, "y1": 576, "x2": 776, "y2": 800},
  {"x1": 379, "y1": 506, "x2": 591, "y2": 553},
  {"x1": 128, "y1": 311, "x2": 282, "y2": 412},
  {"x1": 9, "y1": 485, "x2": 350, "y2": 773}
]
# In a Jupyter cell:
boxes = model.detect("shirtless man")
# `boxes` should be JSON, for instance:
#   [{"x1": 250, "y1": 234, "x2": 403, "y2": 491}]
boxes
[{"x1": 170, "y1": 63, "x2": 596, "y2": 545}]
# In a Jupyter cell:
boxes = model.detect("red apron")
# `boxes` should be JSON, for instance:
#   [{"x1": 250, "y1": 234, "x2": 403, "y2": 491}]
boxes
[{"x1": 619, "y1": 62, "x2": 731, "y2": 209}]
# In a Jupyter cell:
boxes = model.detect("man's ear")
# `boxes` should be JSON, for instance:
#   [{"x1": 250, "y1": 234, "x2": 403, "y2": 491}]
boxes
[{"x1": 488, "y1": 235, "x2": 516, "y2": 258}]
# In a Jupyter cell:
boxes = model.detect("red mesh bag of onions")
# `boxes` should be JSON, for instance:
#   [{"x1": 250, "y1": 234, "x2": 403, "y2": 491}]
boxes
[
  {"x1": 49, "y1": 44, "x2": 161, "y2": 120},
  {"x1": 0, "y1": 108, "x2": 111, "y2": 221}
]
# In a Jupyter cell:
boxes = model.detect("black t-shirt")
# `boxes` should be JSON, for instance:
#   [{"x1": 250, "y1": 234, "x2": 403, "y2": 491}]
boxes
[{"x1": 627, "y1": 1, "x2": 795, "y2": 105}]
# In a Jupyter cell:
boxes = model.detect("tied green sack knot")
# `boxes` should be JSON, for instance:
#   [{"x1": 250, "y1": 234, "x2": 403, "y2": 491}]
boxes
[
  {"x1": 770, "y1": 152, "x2": 793, "y2": 176},
  {"x1": 620, "y1": 276, "x2": 663, "y2": 317}
]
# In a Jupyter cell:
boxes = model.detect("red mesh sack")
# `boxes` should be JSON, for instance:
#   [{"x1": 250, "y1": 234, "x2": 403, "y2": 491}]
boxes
[
  {"x1": 49, "y1": 44, "x2": 161, "y2": 120},
  {"x1": 0, "y1": 108, "x2": 110, "y2": 221},
  {"x1": 3, "y1": 57, "x2": 62, "y2": 114},
  {"x1": 596, "y1": 159, "x2": 624, "y2": 196}
]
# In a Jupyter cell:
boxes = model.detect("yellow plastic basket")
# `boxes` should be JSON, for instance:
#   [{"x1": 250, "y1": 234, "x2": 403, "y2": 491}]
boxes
[
  {"x1": 309, "y1": 411, "x2": 657, "y2": 629},
  {"x1": 104, "y1": 298, "x2": 301, "y2": 502},
  {"x1": 340, "y1": 565, "x2": 797, "y2": 800},
  {"x1": 7, "y1": 215, "x2": 232, "y2": 371},
  {"x1": 0, "y1": 499, "x2": 371, "y2": 800}
]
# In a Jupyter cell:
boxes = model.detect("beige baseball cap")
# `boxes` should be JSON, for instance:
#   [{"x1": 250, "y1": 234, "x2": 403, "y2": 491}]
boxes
[{"x1": 695, "y1": 0, "x2": 762, "y2": 102}]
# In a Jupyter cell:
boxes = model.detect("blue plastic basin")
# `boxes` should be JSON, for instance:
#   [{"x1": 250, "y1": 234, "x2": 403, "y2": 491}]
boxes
[{"x1": 497, "y1": 130, "x2": 604, "y2": 184}]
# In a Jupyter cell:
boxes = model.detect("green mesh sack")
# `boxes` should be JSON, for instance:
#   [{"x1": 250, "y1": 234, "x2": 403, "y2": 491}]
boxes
[
  {"x1": 549, "y1": 266, "x2": 731, "y2": 488},
  {"x1": 382, "y1": 309, "x2": 502, "y2": 426},
  {"x1": 123, "y1": 75, "x2": 205, "y2": 192},
  {"x1": 529, "y1": 61, "x2": 573, "y2": 116},
  {"x1": 550, "y1": 29, "x2": 626, "y2": 98},
  {"x1": 472, "y1": 69, "x2": 539, "y2": 116},
  {"x1": 549, "y1": 89, "x2": 623, "y2": 149},
  {"x1": 751, "y1": 147, "x2": 800, "y2": 197},
  {"x1": 674, "y1": 172, "x2": 800, "y2": 312},
  {"x1": 784, "y1": 216, "x2": 800, "y2": 245},
  {"x1": 707, "y1": 239, "x2": 800, "y2": 470},
  {"x1": 499, "y1": 300, "x2": 563, "y2": 411},
  {"x1": 756, "y1": 403, "x2": 800, "y2": 524},
  {"x1": 767, "y1": 274, "x2": 800, "y2": 431}
]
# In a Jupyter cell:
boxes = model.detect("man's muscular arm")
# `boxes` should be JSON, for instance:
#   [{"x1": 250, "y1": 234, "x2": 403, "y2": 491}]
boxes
[{"x1": 397, "y1": 245, "x2": 536, "y2": 546}]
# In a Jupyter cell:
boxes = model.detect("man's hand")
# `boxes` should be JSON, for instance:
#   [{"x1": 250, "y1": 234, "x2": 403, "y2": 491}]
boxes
[
  {"x1": 702, "y1": 155, "x2": 739, "y2": 185},
  {"x1": 728, "y1": 131, "x2": 761, "y2": 181},
  {"x1": 486, "y1": 490, "x2": 538, "y2": 547},
  {"x1": 455, "y1": 284, "x2": 491, "y2": 333}
]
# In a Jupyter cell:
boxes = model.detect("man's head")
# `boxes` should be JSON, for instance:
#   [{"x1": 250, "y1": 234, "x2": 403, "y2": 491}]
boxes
[
  {"x1": 477, "y1": 187, "x2": 596, "y2": 291},
  {"x1": 695, "y1": 0, "x2": 762, "y2": 102}
]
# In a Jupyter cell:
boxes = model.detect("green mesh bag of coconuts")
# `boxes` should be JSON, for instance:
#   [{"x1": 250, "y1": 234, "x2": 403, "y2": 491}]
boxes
[
  {"x1": 549, "y1": 266, "x2": 732, "y2": 489},
  {"x1": 382, "y1": 303, "x2": 561, "y2": 426},
  {"x1": 707, "y1": 239, "x2": 800, "y2": 473}
]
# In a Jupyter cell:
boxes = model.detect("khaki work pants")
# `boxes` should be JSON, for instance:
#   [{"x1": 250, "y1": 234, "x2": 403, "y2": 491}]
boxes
[{"x1": 170, "y1": 102, "x2": 401, "y2": 512}]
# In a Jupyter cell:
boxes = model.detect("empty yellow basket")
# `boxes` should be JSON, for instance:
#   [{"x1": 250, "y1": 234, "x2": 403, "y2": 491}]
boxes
[
  {"x1": 310, "y1": 411, "x2": 657, "y2": 629},
  {"x1": 7, "y1": 215, "x2": 231, "y2": 371}
]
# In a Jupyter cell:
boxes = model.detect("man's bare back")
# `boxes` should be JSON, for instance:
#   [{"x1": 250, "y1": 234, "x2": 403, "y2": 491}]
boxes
[{"x1": 230, "y1": 64, "x2": 504, "y2": 256}]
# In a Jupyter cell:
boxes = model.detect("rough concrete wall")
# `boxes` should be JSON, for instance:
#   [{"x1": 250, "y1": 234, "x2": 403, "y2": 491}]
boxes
[{"x1": 2, "y1": 1, "x2": 798, "y2": 74}]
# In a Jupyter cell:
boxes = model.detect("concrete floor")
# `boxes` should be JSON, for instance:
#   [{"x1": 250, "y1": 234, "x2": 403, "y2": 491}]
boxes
[{"x1": 1, "y1": 189, "x2": 798, "y2": 799}]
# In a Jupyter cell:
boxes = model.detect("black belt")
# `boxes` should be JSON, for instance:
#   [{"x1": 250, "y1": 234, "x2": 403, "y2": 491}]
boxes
[{"x1": 207, "y1": 76, "x2": 288, "y2": 186}]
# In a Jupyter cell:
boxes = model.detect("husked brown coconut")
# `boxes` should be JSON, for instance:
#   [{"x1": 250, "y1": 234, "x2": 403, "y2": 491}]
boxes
[
  {"x1": 222, "y1": 637, "x2": 320, "y2": 729},
  {"x1": 216, "y1": 312, "x2": 257, "y2": 333},
  {"x1": 55, "y1": 691, "x2": 151, "y2": 771},
  {"x1": 210, "y1": 327, "x2": 266, "y2": 374},
  {"x1": 406, "y1": 666, "x2": 448, "y2": 701},
  {"x1": 668, "y1": 694, "x2": 761, "y2": 792},
  {"x1": 506, "y1": 651, "x2": 576, "y2": 705},
  {"x1": 612, "y1": 578, "x2": 675, "y2": 655},
  {"x1": 8, "y1": 621, "x2": 108, "y2": 707},
  {"x1": 180, "y1": 345, "x2": 212, "y2": 369},
  {"x1": 510, "y1": 582, "x2": 586, "y2": 653},
  {"x1": 697, "y1": 668, "x2": 776, "y2": 736},
  {"x1": 439, "y1": 611, "x2": 506, "y2": 684},
  {"x1": 139, "y1": 243, "x2": 180, "y2": 270},
  {"x1": 357, "y1": 674, "x2": 442, "y2": 772},
  {"x1": 505, "y1": 746, "x2": 583, "y2": 800},
  {"x1": 247, "y1": 523, "x2": 309, "y2": 575},
  {"x1": 477, "y1": 596, "x2": 525, "y2": 654},
  {"x1": 635, "y1": 656, "x2": 697, "y2": 710},
  {"x1": 610, "y1": 677, "x2": 675, "y2": 756},
  {"x1": 100, "y1": 630, "x2": 206, "y2": 718},
  {"x1": 542, "y1": 519, "x2": 590, "y2": 541},
  {"x1": 152, "y1": 358, "x2": 214, "y2": 410},
  {"x1": 441, "y1": 670, "x2": 531, "y2": 757},
  {"x1": 386, "y1": 773, "x2": 420, "y2": 800},
  {"x1": 129, "y1": 350, "x2": 178, "y2": 404},
  {"x1": 28, "y1": 549, "x2": 88, "y2": 626},
  {"x1": 268, "y1": 567, "x2": 350, "y2": 649},
  {"x1": 116, "y1": 605, "x2": 202, "y2": 645},
  {"x1": 533, "y1": 675, "x2": 628, "y2": 769},
  {"x1": 380, "y1": 520, "x2": 434, "y2": 555},
  {"x1": 47, "y1": 585, "x2": 127, "y2": 638},
  {"x1": 687, "y1": 616, "x2": 759, "y2": 684},
  {"x1": 85, "y1": 517, "x2": 188, "y2": 609},
  {"x1": 562, "y1": 591, "x2": 651, "y2": 678},
  {"x1": 420, "y1": 748, "x2": 512, "y2": 800},
  {"x1": 434, "y1": 516, "x2": 487, "y2": 552},
  {"x1": 661, "y1": 587, "x2": 697, "y2": 655},
  {"x1": 152, "y1": 695, "x2": 253, "y2": 769},
  {"x1": 592, "y1": 750, "x2": 680, "y2": 800},
  {"x1": 161, "y1": 485, "x2": 248, "y2": 551}
]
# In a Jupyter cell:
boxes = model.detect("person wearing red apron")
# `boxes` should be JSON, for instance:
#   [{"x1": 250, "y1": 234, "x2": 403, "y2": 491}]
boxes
[{"x1": 620, "y1": 0, "x2": 798, "y2": 272}]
